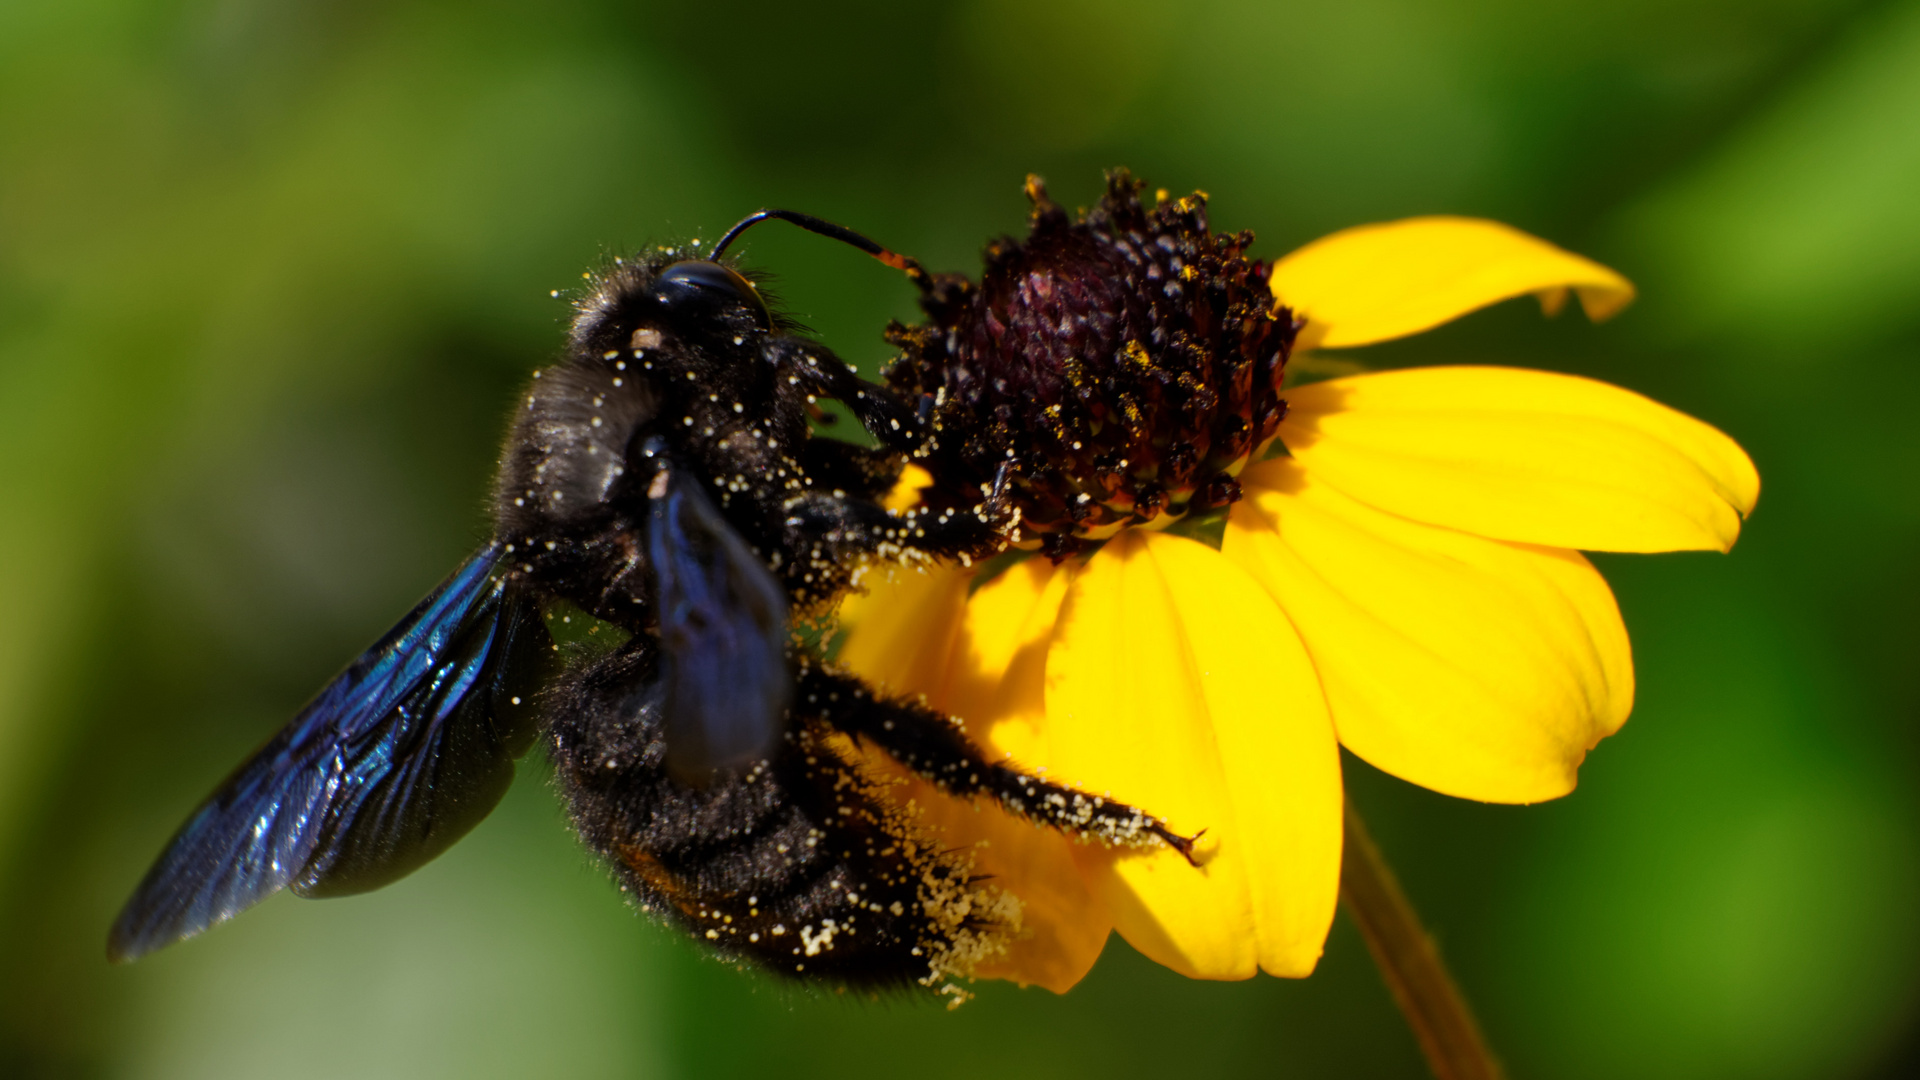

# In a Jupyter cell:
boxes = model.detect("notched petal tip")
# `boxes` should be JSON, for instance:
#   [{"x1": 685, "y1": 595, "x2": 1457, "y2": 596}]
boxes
[{"x1": 1271, "y1": 216, "x2": 1634, "y2": 349}]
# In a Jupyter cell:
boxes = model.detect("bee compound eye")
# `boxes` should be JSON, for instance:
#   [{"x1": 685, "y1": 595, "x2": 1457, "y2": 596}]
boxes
[{"x1": 651, "y1": 261, "x2": 771, "y2": 330}]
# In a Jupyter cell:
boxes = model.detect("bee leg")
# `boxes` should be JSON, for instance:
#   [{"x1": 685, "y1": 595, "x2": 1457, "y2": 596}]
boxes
[
  {"x1": 796, "y1": 438, "x2": 903, "y2": 504},
  {"x1": 781, "y1": 487, "x2": 1013, "y2": 566},
  {"x1": 796, "y1": 665, "x2": 1200, "y2": 864},
  {"x1": 765, "y1": 338, "x2": 926, "y2": 453}
]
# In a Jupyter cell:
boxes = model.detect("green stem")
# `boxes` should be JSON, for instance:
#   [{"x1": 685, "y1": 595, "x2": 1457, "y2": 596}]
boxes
[{"x1": 1340, "y1": 799, "x2": 1507, "y2": 1080}]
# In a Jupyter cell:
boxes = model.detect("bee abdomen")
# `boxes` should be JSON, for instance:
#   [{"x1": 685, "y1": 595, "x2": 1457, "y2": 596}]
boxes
[{"x1": 549, "y1": 646, "x2": 1018, "y2": 996}]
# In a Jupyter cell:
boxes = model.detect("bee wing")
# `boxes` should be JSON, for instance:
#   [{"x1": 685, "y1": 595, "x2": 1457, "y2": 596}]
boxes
[
  {"x1": 108, "y1": 546, "x2": 553, "y2": 962},
  {"x1": 648, "y1": 469, "x2": 790, "y2": 784}
]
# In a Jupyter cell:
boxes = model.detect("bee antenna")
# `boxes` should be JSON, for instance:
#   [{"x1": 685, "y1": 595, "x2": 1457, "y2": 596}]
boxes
[{"x1": 709, "y1": 209, "x2": 933, "y2": 295}]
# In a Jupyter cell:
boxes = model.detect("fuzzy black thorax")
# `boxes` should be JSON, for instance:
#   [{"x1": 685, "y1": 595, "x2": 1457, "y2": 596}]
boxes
[{"x1": 884, "y1": 170, "x2": 1299, "y2": 560}]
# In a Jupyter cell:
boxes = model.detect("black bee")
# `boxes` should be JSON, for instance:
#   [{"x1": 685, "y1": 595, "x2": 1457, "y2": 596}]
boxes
[{"x1": 109, "y1": 209, "x2": 1191, "y2": 996}]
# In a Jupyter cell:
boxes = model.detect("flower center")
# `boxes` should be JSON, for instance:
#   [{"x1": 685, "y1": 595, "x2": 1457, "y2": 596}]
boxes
[{"x1": 883, "y1": 170, "x2": 1298, "y2": 559}]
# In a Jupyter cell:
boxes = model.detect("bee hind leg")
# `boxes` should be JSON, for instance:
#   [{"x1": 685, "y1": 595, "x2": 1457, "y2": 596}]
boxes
[{"x1": 797, "y1": 666, "x2": 1200, "y2": 864}]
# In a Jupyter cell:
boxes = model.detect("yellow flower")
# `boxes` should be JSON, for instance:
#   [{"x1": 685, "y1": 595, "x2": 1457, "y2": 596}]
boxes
[{"x1": 837, "y1": 215, "x2": 1759, "y2": 993}]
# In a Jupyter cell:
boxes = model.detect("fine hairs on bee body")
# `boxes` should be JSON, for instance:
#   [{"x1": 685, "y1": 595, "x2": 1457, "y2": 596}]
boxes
[{"x1": 109, "y1": 205, "x2": 1194, "y2": 1000}]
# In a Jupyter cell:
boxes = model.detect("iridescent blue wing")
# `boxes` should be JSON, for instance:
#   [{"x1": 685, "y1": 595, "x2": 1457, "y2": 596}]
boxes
[
  {"x1": 108, "y1": 545, "x2": 553, "y2": 961},
  {"x1": 648, "y1": 468, "x2": 790, "y2": 783}
]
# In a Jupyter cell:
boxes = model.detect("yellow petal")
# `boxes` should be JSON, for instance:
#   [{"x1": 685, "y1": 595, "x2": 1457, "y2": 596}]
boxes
[
  {"x1": 942, "y1": 558, "x2": 1073, "y2": 764},
  {"x1": 925, "y1": 775, "x2": 1113, "y2": 992},
  {"x1": 1270, "y1": 216, "x2": 1636, "y2": 348},
  {"x1": 1045, "y1": 532, "x2": 1343, "y2": 980},
  {"x1": 841, "y1": 557, "x2": 1070, "y2": 764},
  {"x1": 847, "y1": 758, "x2": 1112, "y2": 993},
  {"x1": 1229, "y1": 459, "x2": 1633, "y2": 803},
  {"x1": 838, "y1": 560, "x2": 1111, "y2": 991},
  {"x1": 1279, "y1": 366, "x2": 1760, "y2": 553},
  {"x1": 881, "y1": 462, "x2": 934, "y2": 512},
  {"x1": 835, "y1": 563, "x2": 972, "y2": 699}
]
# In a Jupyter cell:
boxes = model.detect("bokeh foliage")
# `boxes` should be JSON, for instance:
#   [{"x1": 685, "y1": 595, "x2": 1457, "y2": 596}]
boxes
[{"x1": 3, "y1": 0, "x2": 1918, "y2": 1076}]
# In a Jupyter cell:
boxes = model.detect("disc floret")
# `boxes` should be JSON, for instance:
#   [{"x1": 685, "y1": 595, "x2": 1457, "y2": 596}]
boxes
[{"x1": 884, "y1": 169, "x2": 1299, "y2": 559}]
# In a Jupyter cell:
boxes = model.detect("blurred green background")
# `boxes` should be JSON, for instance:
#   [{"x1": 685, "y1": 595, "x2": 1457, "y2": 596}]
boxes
[{"x1": 3, "y1": 0, "x2": 1918, "y2": 1076}]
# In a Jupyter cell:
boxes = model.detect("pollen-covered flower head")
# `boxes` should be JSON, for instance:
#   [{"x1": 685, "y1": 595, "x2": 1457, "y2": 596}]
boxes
[
  {"x1": 885, "y1": 171, "x2": 1294, "y2": 556},
  {"x1": 839, "y1": 171, "x2": 1760, "y2": 993}
]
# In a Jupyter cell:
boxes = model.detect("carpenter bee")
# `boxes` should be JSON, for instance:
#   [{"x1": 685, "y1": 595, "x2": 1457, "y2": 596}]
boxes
[{"x1": 109, "y1": 209, "x2": 1192, "y2": 996}]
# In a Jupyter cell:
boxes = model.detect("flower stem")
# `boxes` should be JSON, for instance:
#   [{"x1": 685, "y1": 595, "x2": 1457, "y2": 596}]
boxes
[{"x1": 1340, "y1": 799, "x2": 1506, "y2": 1080}]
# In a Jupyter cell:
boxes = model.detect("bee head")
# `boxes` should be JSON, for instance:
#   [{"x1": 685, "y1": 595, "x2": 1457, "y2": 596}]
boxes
[
  {"x1": 568, "y1": 209, "x2": 926, "y2": 370},
  {"x1": 647, "y1": 260, "x2": 774, "y2": 333},
  {"x1": 570, "y1": 254, "x2": 775, "y2": 361}
]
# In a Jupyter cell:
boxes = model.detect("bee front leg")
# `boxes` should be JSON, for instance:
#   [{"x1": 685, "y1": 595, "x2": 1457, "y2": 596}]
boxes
[
  {"x1": 781, "y1": 435, "x2": 1021, "y2": 562},
  {"x1": 780, "y1": 474, "x2": 1016, "y2": 567},
  {"x1": 795, "y1": 438, "x2": 903, "y2": 504},
  {"x1": 765, "y1": 337, "x2": 926, "y2": 454},
  {"x1": 794, "y1": 666, "x2": 1200, "y2": 862}
]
